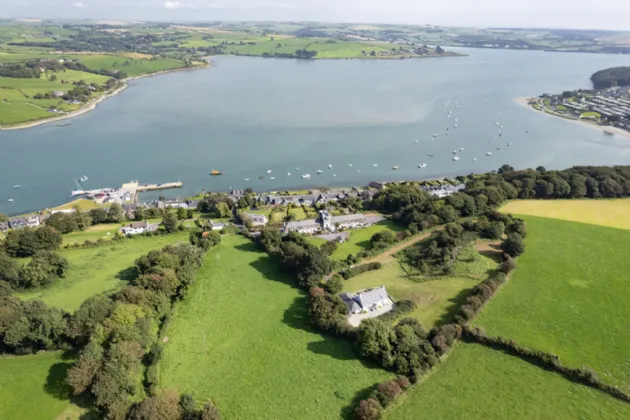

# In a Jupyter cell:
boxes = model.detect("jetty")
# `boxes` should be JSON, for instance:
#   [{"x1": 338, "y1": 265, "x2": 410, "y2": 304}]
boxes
[{"x1": 71, "y1": 180, "x2": 183, "y2": 204}]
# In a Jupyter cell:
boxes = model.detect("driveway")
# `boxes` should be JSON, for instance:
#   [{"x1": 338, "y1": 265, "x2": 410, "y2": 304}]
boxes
[
  {"x1": 315, "y1": 231, "x2": 350, "y2": 242},
  {"x1": 347, "y1": 299, "x2": 396, "y2": 327}
]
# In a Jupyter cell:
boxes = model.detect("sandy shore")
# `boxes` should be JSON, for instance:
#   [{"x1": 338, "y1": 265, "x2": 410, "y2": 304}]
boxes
[
  {"x1": 514, "y1": 96, "x2": 630, "y2": 140},
  {"x1": 0, "y1": 63, "x2": 210, "y2": 131}
]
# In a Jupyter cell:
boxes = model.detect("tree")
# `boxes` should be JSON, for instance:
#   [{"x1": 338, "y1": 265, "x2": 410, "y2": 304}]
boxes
[
  {"x1": 134, "y1": 208, "x2": 146, "y2": 221},
  {"x1": 162, "y1": 213, "x2": 178, "y2": 233},
  {"x1": 200, "y1": 401, "x2": 222, "y2": 420},
  {"x1": 216, "y1": 202, "x2": 231, "y2": 218},
  {"x1": 3, "y1": 226, "x2": 62, "y2": 257},
  {"x1": 177, "y1": 207, "x2": 188, "y2": 221},
  {"x1": 319, "y1": 240, "x2": 339, "y2": 256},
  {"x1": 67, "y1": 339, "x2": 105, "y2": 395},
  {"x1": 179, "y1": 394, "x2": 198, "y2": 420},
  {"x1": 0, "y1": 250, "x2": 20, "y2": 285},
  {"x1": 0, "y1": 213, "x2": 8, "y2": 223},
  {"x1": 308, "y1": 292, "x2": 348, "y2": 333},
  {"x1": 356, "y1": 319, "x2": 395, "y2": 366},
  {"x1": 46, "y1": 212, "x2": 78, "y2": 234},
  {"x1": 375, "y1": 380, "x2": 403, "y2": 407},
  {"x1": 325, "y1": 274, "x2": 343, "y2": 294},
  {"x1": 108, "y1": 203, "x2": 125, "y2": 223},
  {"x1": 355, "y1": 398, "x2": 383, "y2": 420},
  {"x1": 50, "y1": 74, "x2": 57, "y2": 81},
  {"x1": 258, "y1": 227, "x2": 283, "y2": 252},
  {"x1": 501, "y1": 233, "x2": 525, "y2": 257},
  {"x1": 370, "y1": 231, "x2": 396, "y2": 250},
  {"x1": 89, "y1": 208, "x2": 108, "y2": 224},
  {"x1": 127, "y1": 389, "x2": 182, "y2": 420}
]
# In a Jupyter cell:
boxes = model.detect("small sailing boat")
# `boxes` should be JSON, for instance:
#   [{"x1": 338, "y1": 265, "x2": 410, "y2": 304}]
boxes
[
  {"x1": 428, "y1": 153, "x2": 434, "y2": 157},
  {"x1": 392, "y1": 166, "x2": 400, "y2": 170},
  {"x1": 348, "y1": 164, "x2": 353, "y2": 167},
  {"x1": 302, "y1": 174, "x2": 311, "y2": 179},
  {"x1": 259, "y1": 175, "x2": 265, "y2": 180},
  {"x1": 473, "y1": 158, "x2": 477, "y2": 161},
  {"x1": 266, "y1": 169, "x2": 272, "y2": 174},
  {"x1": 7, "y1": 199, "x2": 14, "y2": 202},
  {"x1": 418, "y1": 163, "x2": 427, "y2": 168},
  {"x1": 316, "y1": 169, "x2": 323, "y2": 174},
  {"x1": 270, "y1": 177, "x2": 276, "y2": 180},
  {"x1": 210, "y1": 170, "x2": 222, "y2": 176},
  {"x1": 452, "y1": 156, "x2": 460, "y2": 161},
  {"x1": 372, "y1": 164, "x2": 378, "y2": 167},
  {"x1": 459, "y1": 148, "x2": 464, "y2": 151},
  {"x1": 79, "y1": 175, "x2": 89, "y2": 182},
  {"x1": 286, "y1": 172, "x2": 291, "y2": 176},
  {"x1": 13, "y1": 185, "x2": 21, "y2": 189},
  {"x1": 486, "y1": 152, "x2": 493, "y2": 156},
  {"x1": 328, "y1": 164, "x2": 333, "y2": 169},
  {"x1": 244, "y1": 178, "x2": 250, "y2": 182}
]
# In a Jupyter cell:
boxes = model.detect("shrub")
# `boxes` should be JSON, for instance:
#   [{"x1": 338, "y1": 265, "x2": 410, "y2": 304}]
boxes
[
  {"x1": 501, "y1": 233, "x2": 525, "y2": 257},
  {"x1": 378, "y1": 300, "x2": 417, "y2": 323},
  {"x1": 375, "y1": 380, "x2": 403, "y2": 407},
  {"x1": 499, "y1": 257, "x2": 517, "y2": 274},
  {"x1": 394, "y1": 375, "x2": 411, "y2": 390},
  {"x1": 325, "y1": 274, "x2": 343, "y2": 294},
  {"x1": 342, "y1": 262, "x2": 382, "y2": 279},
  {"x1": 355, "y1": 398, "x2": 383, "y2": 420}
]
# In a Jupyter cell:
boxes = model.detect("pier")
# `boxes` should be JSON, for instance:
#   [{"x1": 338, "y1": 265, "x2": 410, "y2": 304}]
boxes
[{"x1": 72, "y1": 180, "x2": 183, "y2": 205}]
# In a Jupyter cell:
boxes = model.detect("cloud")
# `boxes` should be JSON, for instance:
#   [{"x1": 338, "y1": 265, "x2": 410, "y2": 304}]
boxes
[
  {"x1": 73, "y1": 1, "x2": 84, "y2": 7},
  {"x1": 164, "y1": 1, "x2": 190, "y2": 9}
]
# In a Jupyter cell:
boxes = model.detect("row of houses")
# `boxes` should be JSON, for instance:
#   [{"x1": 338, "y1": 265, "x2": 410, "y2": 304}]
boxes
[
  {"x1": 420, "y1": 183, "x2": 465, "y2": 198},
  {"x1": 0, "y1": 214, "x2": 45, "y2": 232},
  {"x1": 119, "y1": 221, "x2": 160, "y2": 236},
  {"x1": 122, "y1": 200, "x2": 200, "y2": 219},
  {"x1": 283, "y1": 210, "x2": 369, "y2": 234}
]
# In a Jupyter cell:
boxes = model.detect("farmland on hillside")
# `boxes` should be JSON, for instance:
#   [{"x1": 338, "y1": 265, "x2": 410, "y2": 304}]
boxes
[
  {"x1": 385, "y1": 343, "x2": 630, "y2": 419},
  {"x1": 474, "y1": 215, "x2": 630, "y2": 391},
  {"x1": 159, "y1": 235, "x2": 393, "y2": 419},
  {"x1": 341, "y1": 246, "x2": 496, "y2": 328},
  {"x1": 500, "y1": 199, "x2": 630, "y2": 230},
  {"x1": 18, "y1": 232, "x2": 190, "y2": 311}
]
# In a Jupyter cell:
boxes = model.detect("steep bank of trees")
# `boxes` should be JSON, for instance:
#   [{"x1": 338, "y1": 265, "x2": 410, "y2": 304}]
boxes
[{"x1": 591, "y1": 66, "x2": 630, "y2": 89}]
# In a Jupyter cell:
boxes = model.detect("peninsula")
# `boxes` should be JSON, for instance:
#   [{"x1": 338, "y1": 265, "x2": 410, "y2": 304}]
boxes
[
  {"x1": 0, "y1": 20, "x2": 462, "y2": 128},
  {"x1": 523, "y1": 67, "x2": 630, "y2": 136}
]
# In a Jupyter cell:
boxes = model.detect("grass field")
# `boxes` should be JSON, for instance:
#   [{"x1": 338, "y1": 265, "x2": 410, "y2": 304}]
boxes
[
  {"x1": 341, "y1": 247, "x2": 496, "y2": 328},
  {"x1": 500, "y1": 199, "x2": 630, "y2": 230},
  {"x1": 0, "y1": 352, "x2": 83, "y2": 420},
  {"x1": 159, "y1": 235, "x2": 393, "y2": 419},
  {"x1": 385, "y1": 342, "x2": 630, "y2": 419},
  {"x1": 474, "y1": 215, "x2": 630, "y2": 391},
  {"x1": 18, "y1": 232, "x2": 190, "y2": 312},
  {"x1": 328, "y1": 220, "x2": 406, "y2": 261}
]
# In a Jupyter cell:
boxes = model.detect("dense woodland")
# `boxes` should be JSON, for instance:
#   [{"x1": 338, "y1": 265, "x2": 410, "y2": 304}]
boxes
[{"x1": 591, "y1": 66, "x2": 630, "y2": 89}]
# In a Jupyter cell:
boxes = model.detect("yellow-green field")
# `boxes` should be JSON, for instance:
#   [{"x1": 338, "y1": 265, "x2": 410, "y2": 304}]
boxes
[{"x1": 500, "y1": 199, "x2": 630, "y2": 230}]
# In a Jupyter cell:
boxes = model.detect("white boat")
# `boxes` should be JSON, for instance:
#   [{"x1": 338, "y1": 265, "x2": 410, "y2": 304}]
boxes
[
  {"x1": 348, "y1": 164, "x2": 353, "y2": 167},
  {"x1": 473, "y1": 158, "x2": 477, "y2": 161},
  {"x1": 13, "y1": 185, "x2": 20, "y2": 189},
  {"x1": 295, "y1": 167, "x2": 300, "y2": 171},
  {"x1": 316, "y1": 169, "x2": 323, "y2": 174},
  {"x1": 392, "y1": 166, "x2": 400, "y2": 170},
  {"x1": 333, "y1": 174, "x2": 337, "y2": 177},
  {"x1": 508, "y1": 142, "x2": 513, "y2": 146},
  {"x1": 459, "y1": 147, "x2": 464, "y2": 151},
  {"x1": 244, "y1": 178, "x2": 250, "y2": 182},
  {"x1": 428, "y1": 153, "x2": 434, "y2": 157},
  {"x1": 7, "y1": 199, "x2": 14, "y2": 202},
  {"x1": 372, "y1": 164, "x2": 378, "y2": 167},
  {"x1": 270, "y1": 177, "x2": 276, "y2": 180},
  {"x1": 454, "y1": 124, "x2": 458, "y2": 128},
  {"x1": 302, "y1": 174, "x2": 311, "y2": 179},
  {"x1": 486, "y1": 152, "x2": 493, "y2": 156},
  {"x1": 446, "y1": 115, "x2": 451, "y2": 118},
  {"x1": 432, "y1": 133, "x2": 438, "y2": 137},
  {"x1": 452, "y1": 150, "x2": 458, "y2": 154},
  {"x1": 414, "y1": 140, "x2": 419, "y2": 143},
  {"x1": 286, "y1": 172, "x2": 291, "y2": 176},
  {"x1": 418, "y1": 163, "x2": 427, "y2": 168},
  {"x1": 79, "y1": 175, "x2": 88, "y2": 182},
  {"x1": 266, "y1": 170, "x2": 272, "y2": 174},
  {"x1": 328, "y1": 164, "x2": 333, "y2": 169},
  {"x1": 452, "y1": 156, "x2": 460, "y2": 161}
]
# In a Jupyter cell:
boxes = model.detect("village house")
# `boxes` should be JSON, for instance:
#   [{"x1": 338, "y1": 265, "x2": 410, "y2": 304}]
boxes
[
  {"x1": 321, "y1": 211, "x2": 368, "y2": 232},
  {"x1": 284, "y1": 219, "x2": 322, "y2": 234},
  {"x1": 421, "y1": 183, "x2": 465, "y2": 198},
  {"x1": 246, "y1": 213, "x2": 268, "y2": 226},
  {"x1": 339, "y1": 286, "x2": 392, "y2": 315},
  {"x1": 0, "y1": 221, "x2": 9, "y2": 233},
  {"x1": 8, "y1": 215, "x2": 41, "y2": 230},
  {"x1": 119, "y1": 221, "x2": 158, "y2": 236},
  {"x1": 122, "y1": 203, "x2": 140, "y2": 219}
]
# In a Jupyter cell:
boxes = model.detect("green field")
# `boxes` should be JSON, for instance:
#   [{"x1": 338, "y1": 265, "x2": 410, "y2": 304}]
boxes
[
  {"x1": 385, "y1": 343, "x2": 630, "y2": 419},
  {"x1": 328, "y1": 220, "x2": 406, "y2": 260},
  {"x1": 18, "y1": 232, "x2": 190, "y2": 312},
  {"x1": 159, "y1": 235, "x2": 393, "y2": 419},
  {"x1": 78, "y1": 54, "x2": 186, "y2": 77},
  {"x1": 0, "y1": 352, "x2": 82, "y2": 420},
  {"x1": 341, "y1": 246, "x2": 496, "y2": 328},
  {"x1": 474, "y1": 216, "x2": 630, "y2": 391}
]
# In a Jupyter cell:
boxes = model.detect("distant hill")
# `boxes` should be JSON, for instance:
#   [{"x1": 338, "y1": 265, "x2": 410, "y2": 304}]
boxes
[{"x1": 591, "y1": 66, "x2": 630, "y2": 89}]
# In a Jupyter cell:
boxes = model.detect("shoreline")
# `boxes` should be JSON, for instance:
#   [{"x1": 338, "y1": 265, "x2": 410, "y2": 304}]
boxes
[
  {"x1": 514, "y1": 96, "x2": 630, "y2": 140},
  {"x1": 0, "y1": 63, "x2": 210, "y2": 131}
]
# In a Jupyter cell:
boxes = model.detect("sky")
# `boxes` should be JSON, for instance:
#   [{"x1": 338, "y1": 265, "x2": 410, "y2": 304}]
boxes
[{"x1": 2, "y1": 0, "x2": 630, "y2": 31}]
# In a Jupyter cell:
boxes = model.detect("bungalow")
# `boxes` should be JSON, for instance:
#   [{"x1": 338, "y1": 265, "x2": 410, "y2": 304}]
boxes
[
  {"x1": 246, "y1": 213, "x2": 268, "y2": 226},
  {"x1": 284, "y1": 219, "x2": 321, "y2": 234},
  {"x1": 120, "y1": 221, "x2": 158, "y2": 236},
  {"x1": 339, "y1": 286, "x2": 392, "y2": 315}
]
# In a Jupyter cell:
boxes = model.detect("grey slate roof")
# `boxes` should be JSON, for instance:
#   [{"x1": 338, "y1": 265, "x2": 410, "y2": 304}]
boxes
[{"x1": 357, "y1": 287, "x2": 388, "y2": 308}]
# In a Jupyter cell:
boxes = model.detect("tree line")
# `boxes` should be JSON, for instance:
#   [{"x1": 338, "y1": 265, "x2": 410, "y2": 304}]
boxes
[{"x1": 590, "y1": 66, "x2": 630, "y2": 89}]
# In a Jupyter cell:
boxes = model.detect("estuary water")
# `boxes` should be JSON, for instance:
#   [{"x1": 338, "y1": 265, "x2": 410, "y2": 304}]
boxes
[{"x1": 2, "y1": 48, "x2": 630, "y2": 215}]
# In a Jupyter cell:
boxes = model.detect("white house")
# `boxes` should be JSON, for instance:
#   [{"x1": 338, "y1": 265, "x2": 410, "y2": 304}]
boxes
[
  {"x1": 120, "y1": 221, "x2": 158, "y2": 236},
  {"x1": 284, "y1": 219, "x2": 321, "y2": 234},
  {"x1": 321, "y1": 211, "x2": 368, "y2": 232},
  {"x1": 339, "y1": 286, "x2": 392, "y2": 315},
  {"x1": 246, "y1": 213, "x2": 268, "y2": 226}
]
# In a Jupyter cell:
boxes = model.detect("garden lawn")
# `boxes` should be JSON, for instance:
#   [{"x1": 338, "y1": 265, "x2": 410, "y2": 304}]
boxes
[
  {"x1": 159, "y1": 235, "x2": 393, "y2": 419},
  {"x1": 18, "y1": 232, "x2": 190, "y2": 312},
  {"x1": 342, "y1": 247, "x2": 496, "y2": 328},
  {"x1": 0, "y1": 352, "x2": 83, "y2": 420},
  {"x1": 500, "y1": 198, "x2": 630, "y2": 230},
  {"x1": 331, "y1": 220, "x2": 406, "y2": 261},
  {"x1": 474, "y1": 216, "x2": 630, "y2": 391},
  {"x1": 385, "y1": 342, "x2": 630, "y2": 420}
]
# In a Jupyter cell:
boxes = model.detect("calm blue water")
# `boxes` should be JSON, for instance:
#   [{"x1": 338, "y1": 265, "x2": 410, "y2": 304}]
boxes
[{"x1": 2, "y1": 48, "x2": 630, "y2": 215}]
